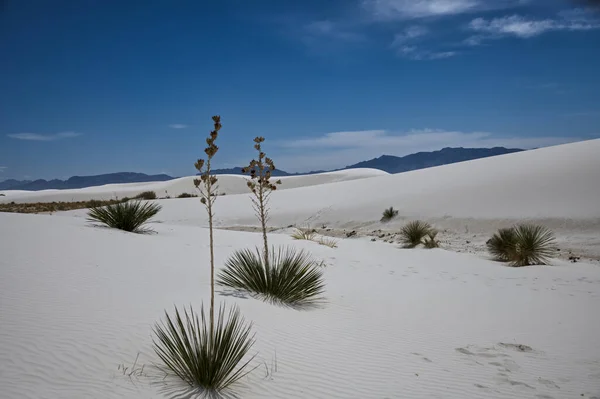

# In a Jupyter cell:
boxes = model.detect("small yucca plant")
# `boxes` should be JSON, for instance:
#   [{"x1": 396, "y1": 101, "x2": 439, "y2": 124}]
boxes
[
  {"x1": 317, "y1": 237, "x2": 338, "y2": 248},
  {"x1": 290, "y1": 227, "x2": 317, "y2": 241},
  {"x1": 380, "y1": 206, "x2": 399, "y2": 222},
  {"x1": 422, "y1": 230, "x2": 440, "y2": 249},
  {"x1": 486, "y1": 227, "x2": 517, "y2": 262},
  {"x1": 487, "y1": 224, "x2": 556, "y2": 266},
  {"x1": 399, "y1": 220, "x2": 433, "y2": 248},
  {"x1": 87, "y1": 200, "x2": 161, "y2": 233},
  {"x1": 218, "y1": 247, "x2": 325, "y2": 309},
  {"x1": 153, "y1": 304, "x2": 256, "y2": 393}
]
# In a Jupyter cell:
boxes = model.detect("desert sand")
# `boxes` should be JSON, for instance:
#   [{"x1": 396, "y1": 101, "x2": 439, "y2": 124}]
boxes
[{"x1": 1, "y1": 139, "x2": 599, "y2": 398}]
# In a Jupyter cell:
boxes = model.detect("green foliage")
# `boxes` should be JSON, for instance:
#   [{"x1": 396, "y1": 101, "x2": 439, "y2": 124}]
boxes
[
  {"x1": 486, "y1": 228, "x2": 517, "y2": 262},
  {"x1": 422, "y1": 230, "x2": 440, "y2": 248},
  {"x1": 86, "y1": 200, "x2": 161, "y2": 233},
  {"x1": 487, "y1": 224, "x2": 556, "y2": 266},
  {"x1": 177, "y1": 192, "x2": 197, "y2": 198},
  {"x1": 153, "y1": 304, "x2": 256, "y2": 393},
  {"x1": 290, "y1": 227, "x2": 317, "y2": 241},
  {"x1": 399, "y1": 220, "x2": 434, "y2": 248},
  {"x1": 134, "y1": 191, "x2": 157, "y2": 200},
  {"x1": 380, "y1": 206, "x2": 399, "y2": 222},
  {"x1": 218, "y1": 247, "x2": 325, "y2": 309}
]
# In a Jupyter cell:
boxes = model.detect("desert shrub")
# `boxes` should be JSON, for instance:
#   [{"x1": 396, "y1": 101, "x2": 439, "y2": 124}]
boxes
[
  {"x1": 218, "y1": 247, "x2": 325, "y2": 309},
  {"x1": 487, "y1": 224, "x2": 556, "y2": 266},
  {"x1": 399, "y1": 220, "x2": 433, "y2": 248},
  {"x1": 380, "y1": 206, "x2": 399, "y2": 222},
  {"x1": 153, "y1": 304, "x2": 256, "y2": 392},
  {"x1": 134, "y1": 190, "x2": 157, "y2": 200},
  {"x1": 290, "y1": 227, "x2": 317, "y2": 241},
  {"x1": 317, "y1": 237, "x2": 338, "y2": 248},
  {"x1": 120, "y1": 197, "x2": 130, "y2": 202},
  {"x1": 0, "y1": 193, "x2": 5, "y2": 196},
  {"x1": 422, "y1": 230, "x2": 440, "y2": 248},
  {"x1": 486, "y1": 227, "x2": 517, "y2": 262},
  {"x1": 86, "y1": 200, "x2": 161, "y2": 233},
  {"x1": 177, "y1": 192, "x2": 197, "y2": 198}
]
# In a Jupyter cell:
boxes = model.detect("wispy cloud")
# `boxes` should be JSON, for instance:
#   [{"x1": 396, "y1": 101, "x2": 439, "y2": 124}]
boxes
[
  {"x1": 391, "y1": 25, "x2": 457, "y2": 60},
  {"x1": 465, "y1": 9, "x2": 600, "y2": 44},
  {"x1": 304, "y1": 20, "x2": 366, "y2": 42},
  {"x1": 7, "y1": 132, "x2": 82, "y2": 141},
  {"x1": 169, "y1": 124, "x2": 188, "y2": 129},
  {"x1": 362, "y1": 0, "x2": 527, "y2": 20},
  {"x1": 0, "y1": 166, "x2": 7, "y2": 172},
  {"x1": 275, "y1": 129, "x2": 579, "y2": 172}
]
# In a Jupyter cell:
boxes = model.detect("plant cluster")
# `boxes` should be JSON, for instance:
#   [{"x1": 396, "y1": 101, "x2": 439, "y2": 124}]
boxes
[
  {"x1": 399, "y1": 220, "x2": 439, "y2": 248},
  {"x1": 487, "y1": 224, "x2": 556, "y2": 266}
]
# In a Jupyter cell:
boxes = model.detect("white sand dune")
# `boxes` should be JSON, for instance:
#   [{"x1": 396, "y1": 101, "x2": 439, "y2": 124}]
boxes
[
  {"x1": 1, "y1": 140, "x2": 600, "y2": 398},
  {"x1": 0, "y1": 168, "x2": 388, "y2": 204}
]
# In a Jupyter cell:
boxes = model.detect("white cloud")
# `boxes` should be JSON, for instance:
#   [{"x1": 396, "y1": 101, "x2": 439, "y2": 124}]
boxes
[
  {"x1": 0, "y1": 166, "x2": 7, "y2": 172},
  {"x1": 275, "y1": 129, "x2": 579, "y2": 172},
  {"x1": 7, "y1": 132, "x2": 82, "y2": 141},
  {"x1": 466, "y1": 10, "x2": 600, "y2": 44},
  {"x1": 391, "y1": 25, "x2": 457, "y2": 60},
  {"x1": 362, "y1": 0, "x2": 528, "y2": 20},
  {"x1": 169, "y1": 124, "x2": 188, "y2": 129}
]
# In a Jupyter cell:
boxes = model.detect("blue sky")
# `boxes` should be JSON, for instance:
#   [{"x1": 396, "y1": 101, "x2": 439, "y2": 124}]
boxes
[{"x1": 1, "y1": 0, "x2": 599, "y2": 180}]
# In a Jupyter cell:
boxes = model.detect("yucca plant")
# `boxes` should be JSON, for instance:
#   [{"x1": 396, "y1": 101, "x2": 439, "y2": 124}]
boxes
[
  {"x1": 290, "y1": 227, "x2": 317, "y2": 241},
  {"x1": 486, "y1": 227, "x2": 517, "y2": 262},
  {"x1": 153, "y1": 304, "x2": 256, "y2": 392},
  {"x1": 422, "y1": 230, "x2": 440, "y2": 249},
  {"x1": 317, "y1": 237, "x2": 338, "y2": 248},
  {"x1": 487, "y1": 224, "x2": 556, "y2": 266},
  {"x1": 87, "y1": 200, "x2": 161, "y2": 233},
  {"x1": 153, "y1": 116, "x2": 257, "y2": 395},
  {"x1": 218, "y1": 247, "x2": 325, "y2": 309},
  {"x1": 399, "y1": 220, "x2": 433, "y2": 248},
  {"x1": 380, "y1": 206, "x2": 399, "y2": 222}
]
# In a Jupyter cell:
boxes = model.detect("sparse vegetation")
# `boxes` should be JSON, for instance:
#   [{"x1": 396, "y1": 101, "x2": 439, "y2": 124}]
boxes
[
  {"x1": 291, "y1": 227, "x2": 317, "y2": 241},
  {"x1": 134, "y1": 190, "x2": 157, "y2": 200},
  {"x1": 422, "y1": 230, "x2": 440, "y2": 248},
  {"x1": 153, "y1": 304, "x2": 256, "y2": 392},
  {"x1": 317, "y1": 237, "x2": 338, "y2": 248},
  {"x1": 87, "y1": 200, "x2": 161, "y2": 233},
  {"x1": 154, "y1": 116, "x2": 256, "y2": 395},
  {"x1": 177, "y1": 192, "x2": 197, "y2": 198},
  {"x1": 381, "y1": 206, "x2": 399, "y2": 222},
  {"x1": 487, "y1": 224, "x2": 556, "y2": 266},
  {"x1": 0, "y1": 198, "x2": 129, "y2": 214},
  {"x1": 218, "y1": 247, "x2": 325, "y2": 308},
  {"x1": 399, "y1": 220, "x2": 434, "y2": 248}
]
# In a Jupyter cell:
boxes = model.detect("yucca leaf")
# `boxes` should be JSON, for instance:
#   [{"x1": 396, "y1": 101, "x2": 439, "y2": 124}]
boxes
[{"x1": 86, "y1": 200, "x2": 161, "y2": 233}]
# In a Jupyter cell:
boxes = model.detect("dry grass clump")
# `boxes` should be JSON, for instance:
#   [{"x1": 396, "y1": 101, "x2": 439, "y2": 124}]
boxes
[
  {"x1": 422, "y1": 231, "x2": 440, "y2": 248},
  {"x1": 134, "y1": 190, "x2": 157, "y2": 200},
  {"x1": 291, "y1": 227, "x2": 317, "y2": 241},
  {"x1": 380, "y1": 206, "x2": 399, "y2": 222},
  {"x1": 177, "y1": 192, "x2": 197, "y2": 198},
  {"x1": 487, "y1": 224, "x2": 556, "y2": 266},
  {"x1": 0, "y1": 198, "x2": 128, "y2": 214},
  {"x1": 317, "y1": 237, "x2": 338, "y2": 248}
]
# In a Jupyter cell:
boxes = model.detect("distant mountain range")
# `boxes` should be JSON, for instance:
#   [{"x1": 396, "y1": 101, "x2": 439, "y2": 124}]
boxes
[
  {"x1": 0, "y1": 172, "x2": 173, "y2": 191},
  {"x1": 1, "y1": 147, "x2": 524, "y2": 191}
]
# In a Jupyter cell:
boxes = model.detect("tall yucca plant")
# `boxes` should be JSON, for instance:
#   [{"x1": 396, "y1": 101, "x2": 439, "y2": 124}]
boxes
[
  {"x1": 241, "y1": 137, "x2": 281, "y2": 266},
  {"x1": 87, "y1": 200, "x2": 161, "y2": 233},
  {"x1": 153, "y1": 116, "x2": 255, "y2": 394}
]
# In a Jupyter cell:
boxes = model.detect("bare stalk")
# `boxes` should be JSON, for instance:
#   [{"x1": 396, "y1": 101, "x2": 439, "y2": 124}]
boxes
[
  {"x1": 193, "y1": 115, "x2": 222, "y2": 338},
  {"x1": 241, "y1": 137, "x2": 281, "y2": 266}
]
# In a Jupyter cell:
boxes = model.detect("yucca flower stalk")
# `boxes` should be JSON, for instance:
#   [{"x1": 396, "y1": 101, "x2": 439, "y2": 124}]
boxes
[{"x1": 241, "y1": 137, "x2": 282, "y2": 266}]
